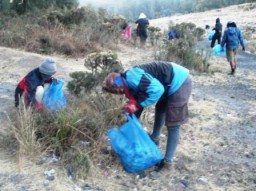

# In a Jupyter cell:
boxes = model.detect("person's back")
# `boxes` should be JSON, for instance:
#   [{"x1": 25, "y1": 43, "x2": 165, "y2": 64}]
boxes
[
  {"x1": 221, "y1": 21, "x2": 245, "y2": 75},
  {"x1": 222, "y1": 26, "x2": 244, "y2": 49},
  {"x1": 211, "y1": 18, "x2": 222, "y2": 48},
  {"x1": 135, "y1": 13, "x2": 149, "y2": 47},
  {"x1": 214, "y1": 19, "x2": 222, "y2": 34}
]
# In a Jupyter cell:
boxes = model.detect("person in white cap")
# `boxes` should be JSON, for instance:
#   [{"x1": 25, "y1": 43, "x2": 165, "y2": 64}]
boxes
[
  {"x1": 15, "y1": 57, "x2": 57, "y2": 110},
  {"x1": 135, "y1": 13, "x2": 149, "y2": 48}
]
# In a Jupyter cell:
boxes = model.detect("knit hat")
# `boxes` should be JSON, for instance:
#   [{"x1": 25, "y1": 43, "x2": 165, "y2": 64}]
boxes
[
  {"x1": 139, "y1": 13, "x2": 146, "y2": 19},
  {"x1": 39, "y1": 57, "x2": 57, "y2": 76}
]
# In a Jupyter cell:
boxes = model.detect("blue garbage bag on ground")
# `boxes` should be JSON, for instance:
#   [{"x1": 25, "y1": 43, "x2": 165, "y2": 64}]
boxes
[
  {"x1": 213, "y1": 44, "x2": 226, "y2": 55},
  {"x1": 42, "y1": 79, "x2": 67, "y2": 111},
  {"x1": 208, "y1": 31, "x2": 215, "y2": 40},
  {"x1": 108, "y1": 114, "x2": 163, "y2": 173}
]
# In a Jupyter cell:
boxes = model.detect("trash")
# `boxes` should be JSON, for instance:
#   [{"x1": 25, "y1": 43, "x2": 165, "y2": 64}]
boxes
[
  {"x1": 208, "y1": 31, "x2": 215, "y2": 40},
  {"x1": 42, "y1": 79, "x2": 67, "y2": 111},
  {"x1": 44, "y1": 169, "x2": 55, "y2": 181},
  {"x1": 212, "y1": 44, "x2": 226, "y2": 55},
  {"x1": 198, "y1": 176, "x2": 208, "y2": 184},
  {"x1": 108, "y1": 114, "x2": 163, "y2": 173}
]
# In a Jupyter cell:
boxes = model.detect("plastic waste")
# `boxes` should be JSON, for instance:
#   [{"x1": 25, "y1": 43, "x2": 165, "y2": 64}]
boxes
[
  {"x1": 108, "y1": 114, "x2": 163, "y2": 173},
  {"x1": 208, "y1": 31, "x2": 215, "y2": 40},
  {"x1": 42, "y1": 79, "x2": 67, "y2": 111},
  {"x1": 213, "y1": 44, "x2": 226, "y2": 55}
]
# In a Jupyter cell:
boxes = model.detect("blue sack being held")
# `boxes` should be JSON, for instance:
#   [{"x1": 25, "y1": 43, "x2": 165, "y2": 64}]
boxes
[
  {"x1": 208, "y1": 31, "x2": 215, "y2": 40},
  {"x1": 213, "y1": 44, "x2": 226, "y2": 55},
  {"x1": 42, "y1": 79, "x2": 67, "y2": 111},
  {"x1": 108, "y1": 114, "x2": 163, "y2": 173}
]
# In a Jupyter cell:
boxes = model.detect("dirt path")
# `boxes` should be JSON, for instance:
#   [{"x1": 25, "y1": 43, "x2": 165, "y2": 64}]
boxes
[
  {"x1": 0, "y1": 40, "x2": 255, "y2": 191},
  {"x1": 1, "y1": 4, "x2": 256, "y2": 190}
]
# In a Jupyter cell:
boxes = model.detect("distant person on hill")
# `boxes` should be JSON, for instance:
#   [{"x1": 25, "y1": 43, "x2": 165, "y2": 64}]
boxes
[
  {"x1": 135, "y1": 13, "x2": 149, "y2": 48},
  {"x1": 14, "y1": 57, "x2": 57, "y2": 110},
  {"x1": 211, "y1": 18, "x2": 222, "y2": 48},
  {"x1": 221, "y1": 21, "x2": 245, "y2": 75},
  {"x1": 102, "y1": 61, "x2": 192, "y2": 171}
]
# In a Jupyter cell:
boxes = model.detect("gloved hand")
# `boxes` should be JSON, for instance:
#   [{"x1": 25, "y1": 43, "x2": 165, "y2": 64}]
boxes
[
  {"x1": 242, "y1": 47, "x2": 245, "y2": 51},
  {"x1": 122, "y1": 100, "x2": 139, "y2": 114},
  {"x1": 221, "y1": 46, "x2": 225, "y2": 52},
  {"x1": 36, "y1": 102, "x2": 43, "y2": 111}
]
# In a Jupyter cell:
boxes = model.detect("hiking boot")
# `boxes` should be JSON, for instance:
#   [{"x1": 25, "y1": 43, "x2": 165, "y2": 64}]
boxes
[
  {"x1": 155, "y1": 159, "x2": 172, "y2": 172},
  {"x1": 229, "y1": 69, "x2": 235, "y2": 75}
]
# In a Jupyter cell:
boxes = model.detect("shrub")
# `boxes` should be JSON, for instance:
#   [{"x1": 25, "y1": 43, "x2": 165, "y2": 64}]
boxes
[
  {"x1": 155, "y1": 22, "x2": 209, "y2": 72},
  {"x1": 67, "y1": 50, "x2": 124, "y2": 95}
]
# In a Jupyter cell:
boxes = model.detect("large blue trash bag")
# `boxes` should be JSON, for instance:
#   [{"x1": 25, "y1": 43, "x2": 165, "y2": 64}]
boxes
[
  {"x1": 42, "y1": 79, "x2": 67, "y2": 111},
  {"x1": 108, "y1": 114, "x2": 163, "y2": 173},
  {"x1": 213, "y1": 44, "x2": 226, "y2": 55},
  {"x1": 208, "y1": 31, "x2": 215, "y2": 40}
]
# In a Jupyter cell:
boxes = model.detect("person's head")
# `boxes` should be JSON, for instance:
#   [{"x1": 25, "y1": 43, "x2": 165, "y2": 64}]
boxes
[
  {"x1": 216, "y1": 18, "x2": 220, "y2": 23},
  {"x1": 139, "y1": 13, "x2": 146, "y2": 19},
  {"x1": 102, "y1": 72, "x2": 124, "y2": 94},
  {"x1": 39, "y1": 57, "x2": 57, "y2": 80},
  {"x1": 227, "y1": 21, "x2": 236, "y2": 28}
]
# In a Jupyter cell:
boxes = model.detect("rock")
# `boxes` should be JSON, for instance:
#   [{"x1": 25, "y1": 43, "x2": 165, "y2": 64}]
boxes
[{"x1": 180, "y1": 179, "x2": 189, "y2": 187}]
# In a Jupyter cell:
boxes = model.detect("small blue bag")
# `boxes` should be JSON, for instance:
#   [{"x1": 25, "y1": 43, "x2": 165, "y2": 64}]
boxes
[
  {"x1": 208, "y1": 31, "x2": 215, "y2": 40},
  {"x1": 108, "y1": 114, "x2": 163, "y2": 173},
  {"x1": 42, "y1": 79, "x2": 67, "y2": 111},
  {"x1": 213, "y1": 44, "x2": 226, "y2": 55}
]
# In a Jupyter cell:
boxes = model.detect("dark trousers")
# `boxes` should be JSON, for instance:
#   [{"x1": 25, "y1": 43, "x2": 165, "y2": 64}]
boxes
[{"x1": 211, "y1": 32, "x2": 221, "y2": 48}]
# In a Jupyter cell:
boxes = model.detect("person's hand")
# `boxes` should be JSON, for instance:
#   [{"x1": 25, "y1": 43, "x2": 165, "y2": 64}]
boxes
[
  {"x1": 221, "y1": 46, "x2": 225, "y2": 52},
  {"x1": 122, "y1": 100, "x2": 139, "y2": 114},
  {"x1": 36, "y1": 102, "x2": 43, "y2": 111},
  {"x1": 242, "y1": 47, "x2": 245, "y2": 51}
]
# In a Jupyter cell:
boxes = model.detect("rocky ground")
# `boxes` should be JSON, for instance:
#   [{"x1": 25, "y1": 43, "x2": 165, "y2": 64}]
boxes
[{"x1": 0, "y1": 3, "x2": 256, "y2": 191}]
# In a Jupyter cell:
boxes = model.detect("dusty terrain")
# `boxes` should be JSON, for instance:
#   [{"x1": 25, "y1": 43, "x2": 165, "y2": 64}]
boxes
[{"x1": 0, "y1": 3, "x2": 256, "y2": 191}]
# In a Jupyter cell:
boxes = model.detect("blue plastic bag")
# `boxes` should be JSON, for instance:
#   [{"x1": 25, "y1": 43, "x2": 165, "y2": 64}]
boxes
[
  {"x1": 208, "y1": 31, "x2": 215, "y2": 40},
  {"x1": 213, "y1": 44, "x2": 226, "y2": 55},
  {"x1": 108, "y1": 114, "x2": 163, "y2": 173},
  {"x1": 42, "y1": 79, "x2": 67, "y2": 111}
]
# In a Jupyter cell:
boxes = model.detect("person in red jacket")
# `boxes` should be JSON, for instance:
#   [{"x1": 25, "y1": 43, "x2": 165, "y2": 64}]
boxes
[{"x1": 14, "y1": 57, "x2": 57, "y2": 110}]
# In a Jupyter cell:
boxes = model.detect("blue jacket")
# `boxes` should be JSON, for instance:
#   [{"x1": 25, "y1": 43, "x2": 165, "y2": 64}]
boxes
[
  {"x1": 121, "y1": 62, "x2": 189, "y2": 108},
  {"x1": 221, "y1": 27, "x2": 245, "y2": 49}
]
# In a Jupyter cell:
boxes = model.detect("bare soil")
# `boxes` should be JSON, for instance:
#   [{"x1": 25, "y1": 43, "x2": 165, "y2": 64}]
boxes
[{"x1": 0, "y1": 3, "x2": 256, "y2": 191}]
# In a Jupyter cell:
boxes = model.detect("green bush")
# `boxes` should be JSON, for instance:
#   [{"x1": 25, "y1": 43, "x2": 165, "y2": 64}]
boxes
[
  {"x1": 156, "y1": 22, "x2": 209, "y2": 72},
  {"x1": 67, "y1": 50, "x2": 124, "y2": 95}
]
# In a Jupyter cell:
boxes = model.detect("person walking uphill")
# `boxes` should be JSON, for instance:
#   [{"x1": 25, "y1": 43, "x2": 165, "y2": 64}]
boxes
[
  {"x1": 135, "y1": 13, "x2": 149, "y2": 48},
  {"x1": 221, "y1": 21, "x2": 245, "y2": 75},
  {"x1": 211, "y1": 18, "x2": 222, "y2": 48},
  {"x1": 103, "y1": 61, "x2": 192, "y2": 171},
  {"x1": 15, "y1": 57, "x2": 57, "y2": 110}
]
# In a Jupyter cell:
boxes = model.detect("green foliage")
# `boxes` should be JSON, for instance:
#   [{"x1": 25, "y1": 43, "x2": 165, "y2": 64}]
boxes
[
  {"x1": 0, "y1": 6, "x2": 124, "y2": 56},
  {"x1": 67, "y1": 50, "x2": 124, "y2": 95},
  {"x1": 155, "y1": 22, "x2": 209, "y2": 72}
]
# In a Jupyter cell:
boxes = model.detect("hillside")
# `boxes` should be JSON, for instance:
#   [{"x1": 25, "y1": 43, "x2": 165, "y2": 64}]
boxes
[{"x1": 0, "y1": 3, "x2": 256, "y2": 191}]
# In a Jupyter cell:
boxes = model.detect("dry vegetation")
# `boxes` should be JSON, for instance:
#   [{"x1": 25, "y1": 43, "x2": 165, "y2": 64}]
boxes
[{"x1": 0, "y1": 2, "x2": 256, "y2": 191}]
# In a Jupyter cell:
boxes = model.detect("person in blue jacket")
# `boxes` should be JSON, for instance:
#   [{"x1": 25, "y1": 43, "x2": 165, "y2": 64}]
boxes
[
  {"x1": 221, "y1": 21, "x2": 245, "y2": 75},
  {"x1": 103, "y1": 61, "x2": 192, "y2": 171},
  {"x1": 14, "y1": 57, "x2": 57, "y2": 110}
]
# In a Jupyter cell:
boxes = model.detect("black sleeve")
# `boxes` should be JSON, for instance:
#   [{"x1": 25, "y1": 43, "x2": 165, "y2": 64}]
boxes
[{"x1": 14, "y1": 84, "x2": 23, "y2": 107}]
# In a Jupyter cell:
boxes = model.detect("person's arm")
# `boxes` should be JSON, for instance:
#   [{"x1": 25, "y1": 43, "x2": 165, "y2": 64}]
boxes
[
  {"x1": 14, "y1": 83, "x2": 22, "y2": 107},
  {"x1": 238, "y1": 29, "x2": 245, "y2": 50},
  {"x1": 221, "y1": 30, "x2": 227, "y2": 47},
  {"x1": 125, "y1": 68, "x2": 164, "y2": 108}
]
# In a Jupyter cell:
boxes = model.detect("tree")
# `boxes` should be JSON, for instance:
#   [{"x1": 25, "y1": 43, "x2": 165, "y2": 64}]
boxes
[{"x1": 0, "y1": 0, "x2": 11, "y2": 12}]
